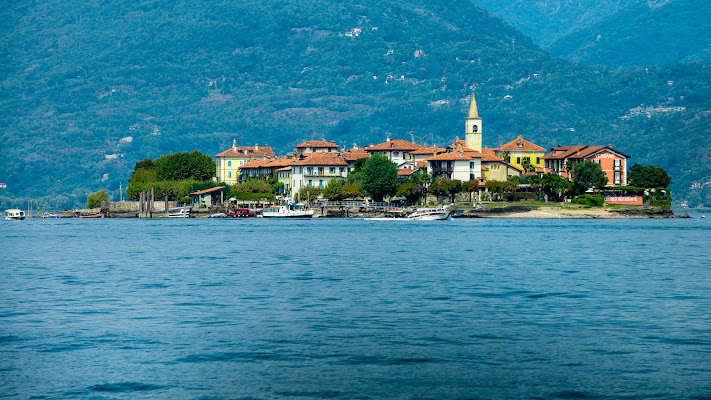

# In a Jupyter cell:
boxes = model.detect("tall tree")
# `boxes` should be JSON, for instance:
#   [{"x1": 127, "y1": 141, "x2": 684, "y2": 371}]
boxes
[
  {"x1": 628, "y1": 163, "x2": 673, "y2": 188},
  {"x1": 362, "y1": 154, "x2": 398, "y2": 202},
  {"x1": 154, "y1": 151, "x2": 216, "y2": 181},
  {"x1": 572, "y1": 161, "x2": 608, "y2": 194}
]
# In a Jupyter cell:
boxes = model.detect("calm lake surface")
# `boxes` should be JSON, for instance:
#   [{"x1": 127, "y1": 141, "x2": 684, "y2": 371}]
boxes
[{"x1": 1, "y1": 218, "x2": 710, "y2": 400}]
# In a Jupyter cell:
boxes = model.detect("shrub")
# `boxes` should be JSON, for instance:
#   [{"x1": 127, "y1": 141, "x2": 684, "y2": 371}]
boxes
[{"x1": 572, "y1": 194, "x2": 604, "y2": 206}]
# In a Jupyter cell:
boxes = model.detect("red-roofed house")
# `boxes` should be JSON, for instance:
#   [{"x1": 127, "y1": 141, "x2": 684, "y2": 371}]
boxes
[
  {"x1": 290, "y1": 154, "x2": 350, "y2": 197},
  {"x1": 294, "y1": 140, "x2": 340, "y2": 156},
  {"x1": 493, "y1": 135, "x2": 546, "y2": 172},
  {"x1": 364, "y1": 138, "x2": 422, "y2": 164},
  {"x1": 543, "y1": 145, "x2": 631, "y2": 186},
  {"x1": 215, "y1": 139, "x2": 275, "y2": 184},
  {"x1": 425, "y1": 148, "x2": 483, "y2": 181}
]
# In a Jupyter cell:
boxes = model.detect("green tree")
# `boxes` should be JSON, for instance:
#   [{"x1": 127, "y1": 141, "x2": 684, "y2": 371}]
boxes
[
  {"x1": 362, "y1": 153, "x2": 398, "y2": 202},
  {"x1": 86, "y1": 189, "x2": 108, "y2": 208},
  {"x1": 540, "y1": 173, "x2": 571, "y2": 201},
  {"x1": 485, "y1": 180, "x2": 505, "y2": 200},
  {"x1": 154, "y1": 151, "x2": 216, "y2": 181},
  {"x1": 396, "y1": 183, "x2": 427, "y2": 204},
  {"x1": 628, "y1": 163, "x2": 673, "y2": 188},
  {"x1": 502, "y1": 151, "x2": 511, "y2": 163},
  {"x1": 297, "y1": 185, "x2": 322, "y2": 203},
  {"x1": 521, "y1": 157, "x2": 533, "y2": 173},
  {"x1": 323, "y1": 179, "x2": 346, "y2": 201},
  {"x1": 572, "y1": 160, "x2": 608, "y2": 194}
]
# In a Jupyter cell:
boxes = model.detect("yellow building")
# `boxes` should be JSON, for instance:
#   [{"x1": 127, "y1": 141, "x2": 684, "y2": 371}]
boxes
[
  {"x1": 492, "y1": 135, "x2": 546, "y2": 172},
  {"x1": 214, "y1": 139, "x2": 274, "y2": 184}
]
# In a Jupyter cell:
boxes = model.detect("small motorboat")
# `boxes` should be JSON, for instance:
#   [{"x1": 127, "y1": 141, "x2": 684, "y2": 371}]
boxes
[
  {"x1": 4, "y1": 209, "x2": 26, "y2": 220},
  {"x1": 79, "y1": 212, "x2": 104, "y2": 218},
  {"x1": 408, "y1": 206, "x2": 451, "y2": 220},
  {"x1": 168, "y1": 207, "x2": 191, "y2": 218}
]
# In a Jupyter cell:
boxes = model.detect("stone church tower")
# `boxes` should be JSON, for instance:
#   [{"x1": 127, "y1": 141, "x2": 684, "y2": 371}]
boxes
[{"x1": 465, "y1": 91, "x2": 482, "y2": 152}]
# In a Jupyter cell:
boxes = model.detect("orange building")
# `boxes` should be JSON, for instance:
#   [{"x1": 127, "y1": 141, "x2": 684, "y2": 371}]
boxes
[{"x1": 542, "y1": 145, "x2": 631, "y2": 186}]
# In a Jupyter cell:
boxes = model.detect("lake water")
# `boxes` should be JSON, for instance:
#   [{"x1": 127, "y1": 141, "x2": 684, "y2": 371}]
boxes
[{"x1": 1, "y1": 218, "x2": 710, "y2": 400}]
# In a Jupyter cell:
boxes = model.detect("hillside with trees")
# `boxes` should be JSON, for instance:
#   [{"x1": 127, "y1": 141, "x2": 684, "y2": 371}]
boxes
[
  {"x1": 549, "y1": 0, "x2": 711, "y2": 69},
  {"x1": 0, "y1": 0, "x2": 710, "y2": 209},
  {"x1": 468, "y1": 0, "x2": 639, "y2": 47}
]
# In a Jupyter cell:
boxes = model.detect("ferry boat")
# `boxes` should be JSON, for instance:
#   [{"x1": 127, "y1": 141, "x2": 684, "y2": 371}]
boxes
[
  {"x1": 408, "y1": 206, "x2": 451, "y2": 221},
  {"x1": 4, "y1": 209, "x2": 26, "y2": 220},
  {"x1": 259, "y1": 203, "x2": 314, "y2": 218}
]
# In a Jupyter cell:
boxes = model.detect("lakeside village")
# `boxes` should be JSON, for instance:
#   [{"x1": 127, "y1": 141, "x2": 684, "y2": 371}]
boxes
[{"x1": 6, "y1": 92, "x2": 681, "y2": 220}]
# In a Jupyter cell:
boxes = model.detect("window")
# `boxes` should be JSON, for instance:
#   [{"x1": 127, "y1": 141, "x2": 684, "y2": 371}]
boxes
[
  {"x1": 614, "y1": 172, "x2": 621, "y2": 184},
  {"x1": 228, "y1": 171, "x2": 232, "y2": 178},
  {"x1": 308, "y1": 180, "x2": 312, "y2": 187},
  {"x1": 330, "y1": 167, "x2": 335, "y2": 174},
  {"x1": 239, "y1": 160, "x2": 244, "y2": 166},
  {"x1": 307, "y1": 167, "x2": 313, "y2": 175},
  {"x1": 516, "y1": 157, "x2": 521, "y2": 164},
  {"x1": 593, "y1": 159, "x2": 601, "y2": 164},
  {"x1": 536, "y1": 157, "x2": 541, "y2": 165},
  {"x1": 470, "y1": 174, "x2": 476, "y2": 180},
  {"x1": 394, "y1": 152, "x2": 399, "y2": 157},
  {"x1": 614, "y1": 159, "x2": 622, "y2": 170},
  {"x1": 318, "y1": 167, "x2": 324, "y2": 175},
  {"x1": 319, "y1": 180, "x2": 323, "y2": 187},
  {"x1": 470, "y1": 162, "x2": 475, "y2": 169},
  {"x1": 340, "y1": 167, "x2": 344, "y2": 173},
  {"x1": 227, "y1": 160, "x2": 232, "y2": 167}
]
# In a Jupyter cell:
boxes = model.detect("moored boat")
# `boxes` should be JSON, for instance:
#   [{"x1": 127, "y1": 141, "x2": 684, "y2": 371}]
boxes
[
  {"x1": 168, "y1": 207, "x2": 191, "y2": 218},
  {"x1": 79, "y1": 212, "x2": 104, "y2": 218},
  {"x1": 408, "y1": 206, "x2": 451, "y2": 220},
  {"x1": 260, "y1": 203, "x2": 314, "y2": 218},
  {"x1": 4, "y1": 209, "x2": 26, "y2": 220}
]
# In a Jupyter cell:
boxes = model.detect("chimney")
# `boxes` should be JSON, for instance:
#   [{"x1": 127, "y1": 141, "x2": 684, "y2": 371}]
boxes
[
  {"x1": 232, "y1": 138, "x2": 237, "y2": 151},
  {"x1": 255, "y1": 143, "x2": 259, "y2": 151},
  {"x1": 332, "y1": 140, "x2": 336, "y2": 144},
  {"x1": 386, "y1": 137, "x2": 391, "y2": 142}
]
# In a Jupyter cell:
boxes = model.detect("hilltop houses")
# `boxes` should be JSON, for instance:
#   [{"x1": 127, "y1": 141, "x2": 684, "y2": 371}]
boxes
[{"x1": 212, "y1": 89, "x2": 632, "y2": 199}]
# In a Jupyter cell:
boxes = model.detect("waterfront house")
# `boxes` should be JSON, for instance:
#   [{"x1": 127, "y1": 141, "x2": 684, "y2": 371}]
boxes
[
  {"x1": 191, "y1": 186, "x2": 227, "y2": 207},
  {"x1": 215, "y1": 140, "x2": 274, "y2": 184},
  {"x1": 543, "y1": 145, "x2": 631, "y2": 186},
  {"x1": 491, "y1": 135, "x2": 546, "y2": 172},
  {"x1": 425, "y1": 147, "x2": 482, "y2": 182},
  {"x1": 409, "y1": 146, "x2": 447, "y2": 162},
  {"x1": 290, "y1": 154, "x2": 349, "y2": 197}
]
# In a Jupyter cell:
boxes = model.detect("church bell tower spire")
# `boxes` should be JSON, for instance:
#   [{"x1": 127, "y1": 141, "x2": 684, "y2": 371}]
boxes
[{"x1": 465, "y1": 91, "x2": 482, "y2": 152}]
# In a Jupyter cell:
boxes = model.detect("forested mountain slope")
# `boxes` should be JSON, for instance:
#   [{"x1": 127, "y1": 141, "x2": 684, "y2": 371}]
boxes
[
  {"x1": 468, "y1": 0, "x2": 639, "y2": 47},
  {"x1": 1, "y1": 0, "x2": 710, "y2": 208},
  {"x1": 549, "y1": 0, "x2": 711, "y2": 69}
]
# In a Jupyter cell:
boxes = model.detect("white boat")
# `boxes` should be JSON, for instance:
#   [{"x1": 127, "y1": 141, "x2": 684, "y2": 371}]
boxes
[
  {"x1": 408, "y1": 206, "x2": 451, "y2": 220},
  {"x1": 168, "y1": 207, "x2": 191, "y2": 218},
  {"x1": 260, "y1": 203, "x2": 314, "y2": 218},
  {"x1": 4, "y1": 209, "x2": 26, "y2": 220}
]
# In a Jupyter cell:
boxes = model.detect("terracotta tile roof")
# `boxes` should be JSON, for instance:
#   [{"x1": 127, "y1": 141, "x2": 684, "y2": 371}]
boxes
[
  {"x1": 397, "y1": 169, "x2": 417, "y2": 176},
  {"x1": 410, "y1": 146, "x2": 447, "y2": 155},
  {"x1": 297, "y1": 154, "x2": 348, "y2": 166},
  {"x1": 240, "y1": 159, "x2": 269, "y2": 169},
  {"x1": 190, "y1": 186, "x2": 226, "y2": 195},
  {"x1": 496, "y1": 135, "x2": 546, "y2": 151},
  {"x1": 295, "y1": 140, "x2": 340, "y2": 148},
  {"x1": 543, "y1": 145, "x2": 631, "y2": 160},
  {"x1": 414, "y1": 161, "x2": 427, "y2": 169},
  {"x1": 426, "y1": 150, "x2": 482, "y2": 161},
  {"x1": 480, "y1": 153, "x2": 505, "y2": 162},
  {"x1": 340, "y1": 148, "x2": 370, "y2": 162},
  {"x1": 215, "y1": 145, "x2": 274, "y2": 158},
  {"x1": 276, "y1": 166, "x2": 292, "y2": 172},
  {"x1": 481, "y1": 166, "x2": 488, "y2": 171},
  {"x1": 481, "y1": 148, "x2": 497, "y2": 156},
  {"x1": 263, "y1": 157, "x2": 298, "y2": 168},
  {"x1": 365, "y1": 139, "x2": 422, "y2": 152}
]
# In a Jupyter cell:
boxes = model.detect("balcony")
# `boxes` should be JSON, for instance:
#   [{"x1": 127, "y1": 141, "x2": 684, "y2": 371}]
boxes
[{"x1": 435, "y1": 167, "x2": 453, "y2": 173}]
